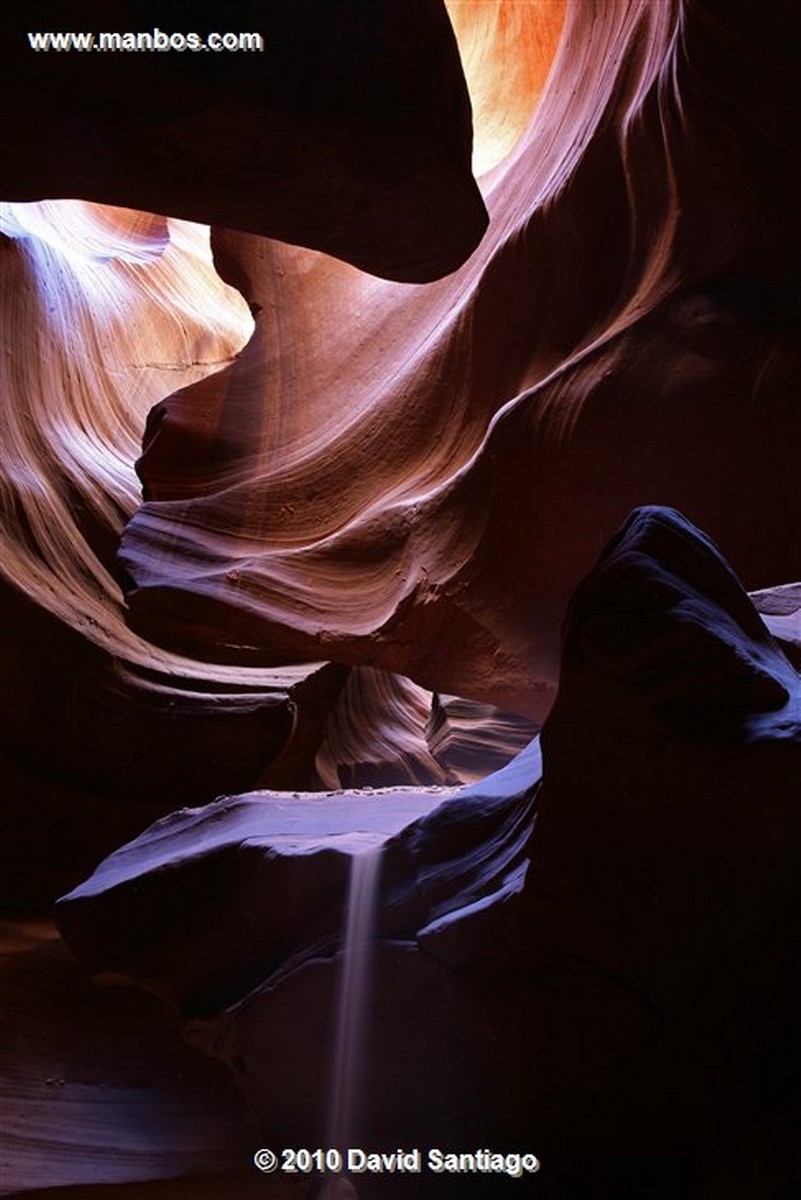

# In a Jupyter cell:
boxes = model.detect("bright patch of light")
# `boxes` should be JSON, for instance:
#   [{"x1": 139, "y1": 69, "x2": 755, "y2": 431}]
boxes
[{"x1": 445, "y1": 0, "x2": 566, "y2": 177}]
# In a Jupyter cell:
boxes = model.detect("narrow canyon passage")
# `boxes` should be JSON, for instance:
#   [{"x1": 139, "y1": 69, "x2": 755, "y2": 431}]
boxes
[{"x1": 1, "y1": 2, "x2": 799, "y2": 1197}]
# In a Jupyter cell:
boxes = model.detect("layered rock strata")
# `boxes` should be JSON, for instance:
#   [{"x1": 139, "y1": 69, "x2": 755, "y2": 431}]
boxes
[{"x1": 57, "y1": 509, "x2": 801, "y2": 1196}]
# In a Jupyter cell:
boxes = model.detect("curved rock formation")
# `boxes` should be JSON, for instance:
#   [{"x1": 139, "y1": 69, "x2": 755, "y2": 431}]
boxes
[
  {"x1": 0, "y1": 201, "x2": 312, "y2": 907},
  {"x1": 2, "y1": 0, "x2": 796, "y2": 897},
  {"x1": 0, "y1": 1, "x2": 515, "y2": 909},
  {"x1": 1, "y1": 1, "x2": 486, "y2": 282},
  {"x1": 1, "y1": 2, "x2": 799, "y2": 1195},
  {"x1": 56, "y1": 509, "x2": 801, "y2": 1197},
  {"x1": 119, "y1": 0, "x2": 800, "y2": 719},
  {"x1": 0, "y1": 919, "x2": 254, "y2": 1195}
]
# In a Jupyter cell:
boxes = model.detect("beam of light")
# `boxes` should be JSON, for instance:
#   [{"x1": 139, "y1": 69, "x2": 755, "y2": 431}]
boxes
[{"x1": 0, "y1": 198, "x2": 254, "y2": 676}]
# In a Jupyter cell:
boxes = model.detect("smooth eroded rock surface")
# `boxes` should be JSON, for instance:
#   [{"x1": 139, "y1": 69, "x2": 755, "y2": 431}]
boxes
[
  {"x1": 1, "y1": 2, "x2": 487, "y2": 282},
  {"x1": 57, "y1": 510, "x2": 801, "y2": 1196}
]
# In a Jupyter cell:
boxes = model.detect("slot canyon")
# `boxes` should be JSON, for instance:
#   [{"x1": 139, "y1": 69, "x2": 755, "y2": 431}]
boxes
[{"x1": 1, "y1": 2, "x2": 799, "y2": 1198}]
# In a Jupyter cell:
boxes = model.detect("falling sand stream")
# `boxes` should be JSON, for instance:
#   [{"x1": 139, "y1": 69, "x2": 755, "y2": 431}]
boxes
[{"x1": 319, "y1": 845, "x2": 383, "y2": 1199}]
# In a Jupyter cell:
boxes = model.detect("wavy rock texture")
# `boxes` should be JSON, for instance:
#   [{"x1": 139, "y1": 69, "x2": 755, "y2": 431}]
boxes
[
  {"x1": 1, "y1": 1, "x2": 799, "y2": 1196},
  {"x1": 0, "y1": 1, "x2": 486, "y2": 282},
  {"x1": 0, "y1": 201, "x2": 320, "y2": 907},
  {"x1": 751, "y1": 582, "x2": 801, "y2": 669},
  {"x1": 57, "y1": 509, "x2": 801, "y2": 1197},
  {"x1": 0, "y1": 1, "x2": 534, "y2": 907},
  {"x1": 121, "y1": 0, "x2": 800, "y2": 720},
  {"x1": 3, "y1": 1, "x2": 795, "y2": 888},
  {"x1": 0, "y1": 919, "x2": 254, "y2": 1195}
]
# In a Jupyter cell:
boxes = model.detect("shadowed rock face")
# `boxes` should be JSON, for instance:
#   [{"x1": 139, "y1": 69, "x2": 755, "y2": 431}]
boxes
[
  {"x1": 531, "y1": 504, "x2": 800, "y2": 1024},
  {"x1": 0, "y1": 3, "x2": 502, "y2": 909},
  {"x1": 1, "y1": 1, "x2": 798, "y2": 906},
  {"x1": 56, "y1": 509, "x2": 801, "y2": 1197},
  {"x1": 1, "y1": 3, "x2": 799, "y2": 1192},
  {"x1": 0, "y1": 1, "x2": 487, "y2": 282},
  {"x1": 118, "y1": 0, "x2": 800, "y2": 718}
]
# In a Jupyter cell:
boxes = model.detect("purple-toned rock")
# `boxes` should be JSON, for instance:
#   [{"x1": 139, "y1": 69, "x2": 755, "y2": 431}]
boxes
[
  {"x1": 1, "y1": 2, "x2": 486, "y2": 283},
  {"x1": 57, "y1": 509, "x2": 801, "y2": 1196},
  {"x1": 56, "y1": 734, "x2": 541, "y2": 1008},
  {"x1": 530, "y1": 506, "x2": 800, "y2": 1015}
]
